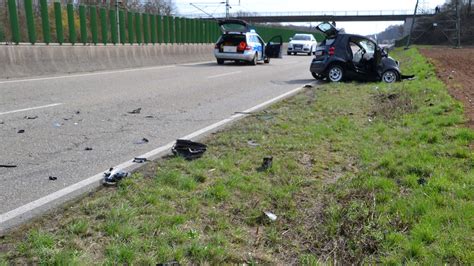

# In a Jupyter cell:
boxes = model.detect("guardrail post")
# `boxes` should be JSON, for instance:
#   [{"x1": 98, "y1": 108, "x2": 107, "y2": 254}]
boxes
[
  {"x1": 54, "y1": 2, "x2": 64, "y2": 45},
  {"x1": 119, "y1": 9, "x2": 125, "y2": 45},
  {"x1": 135, "y1": 12, "x2": 141, "y2": 44},
  {"x1": 7, "y1": 0, "x2": 20, "y2": 44},
  {"x1": 79, "y1": 5, "x2": 87, "y2": 44},
  {"x1": 181, "y1": 18, "x2": 186, "y2": 44},
  {"x1": 100, "y1": 7, "x2": 107, "y2": 45},
  {"x1": 176, "y1": 17, "x2": 181, "y2": 43},
  {"x1": 90, "y1": 6, "x2": 98, "y2": 45},
  {"x1": 169, "y1": 16, "x2": 175, "y2": 44},
  {"x1": 39, "y1": 0, "x2": 50, "y2": 44},
  {"x1": 157, "y1": 15, "x2": 162, "y2": 43},
  {"x1": 24, "y1": 0, "x2": 36, "y2": 44},
  {"x1": 127, "y1": 11, "x2": 133, "y2": 44},
  {"x1": 163, "y1": 16, "x2": 169, "y2": 44},
  {"x1": 67, "y1": 3, "x2": 76, "y2": 45},
  {"x1": 150, "y1": 14, "x2": 156, "y2": 44},
  {"x1": 142, "y1": 13, "x2": 149, "y2": 44},
  {"x1": 109, "y1": 9, "x2": 117, "y2": 45}
]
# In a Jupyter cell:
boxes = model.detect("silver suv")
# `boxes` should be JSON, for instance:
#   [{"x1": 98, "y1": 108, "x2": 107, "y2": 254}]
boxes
[{"x1": 287, "y1": 34, "x2": 317, "y2": 56}]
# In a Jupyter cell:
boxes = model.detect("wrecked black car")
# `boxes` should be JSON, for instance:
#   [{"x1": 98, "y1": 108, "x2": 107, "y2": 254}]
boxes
[{"x1": 310, "y1": 22, "x2": 406, "y2": 83}]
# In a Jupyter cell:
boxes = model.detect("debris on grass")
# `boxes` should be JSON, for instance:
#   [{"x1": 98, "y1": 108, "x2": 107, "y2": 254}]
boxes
[
  {"x1": 257, "y1": 156, "x2": 273, "y2": 172},
  {"x1": 247, "y1": 140, "x2": 260, "y2": 147},
  {"x1": 171, "y1": 139, "x2": 207, "y2": 160},
  {"x1": 263, "y1": 211, "x2": 277, "y2": 222},
  {"x1": 103, "y1": 168, "x2": 129, "y2": 186}
]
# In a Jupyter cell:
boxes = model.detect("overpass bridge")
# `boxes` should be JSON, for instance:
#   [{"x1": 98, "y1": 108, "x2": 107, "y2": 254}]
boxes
[{"x1": 188, "y1": 10, "x2": 435, "y2": 23}]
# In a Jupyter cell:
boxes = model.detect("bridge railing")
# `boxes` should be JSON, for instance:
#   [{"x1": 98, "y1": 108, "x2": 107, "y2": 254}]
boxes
[{"x1": 185, "y1": 9, "x2": 436, "y2": 19}]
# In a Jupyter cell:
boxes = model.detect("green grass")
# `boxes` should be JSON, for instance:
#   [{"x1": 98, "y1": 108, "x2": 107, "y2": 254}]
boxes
[{"x1": 1, "y1": 47, "x2": 473, "y2": 264}]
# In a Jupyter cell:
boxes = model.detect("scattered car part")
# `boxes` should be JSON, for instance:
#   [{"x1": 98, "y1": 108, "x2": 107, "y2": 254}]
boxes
[
  {"x1": 17, "y1": 129, "x2": 25, "y2": 133},
  {"x1": 128, "y1": 108, "x2": 142, "y2": 114},
  {"x1": 257, "y1": 156, "x2": 273, "y2": 172},
  {"x1": 134, "y1": 138, "x2": 149, "y2": 144},
  {"x1": 24, "y1": 115, "x2": 38, "y2": 120},
  {"x1": 84, "y1": 147, "x2": 93, "y2": 151},
  {"x1": 263, "y1": 211, "x2": 277, "y2": 221},
  {"x1": 48, "y1": 176, "x2": 58, "y2": 181},
  {"x1": 0, "y1": 164, "x2": 17, "y2": 168},
  {"x1": 247, "y1": 140, "x2": 260, "y2": 147},
  {"x1": 133, "y1": 157, "x2": 147, "y2": 163},
  {"x1": 103, "y1": 167, "x2": 129, "y2": 185},
  {"x1": 171, "y1": 139, "x2": 207, "y2": 160}
]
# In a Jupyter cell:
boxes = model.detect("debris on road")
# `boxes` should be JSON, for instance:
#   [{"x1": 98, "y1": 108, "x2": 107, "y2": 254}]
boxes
[
  {"x1": 133, "y1": 157, "x2": 147, "y2": 163},
  {"x1": 84, "y1": 147, "x2": 93, "y2": 151},
  {"x1": 103, "y1": 167, "x2": 129, "y2": 186},
  {"x1": 48, "y1": 176, "x2": 58, "y2": 181},
  {"x1": 0, "y1": 164, "x2": 17, "y2": 168},
  {"x1": 17, "y1": 129, "x2": 25, "y2": 133},
  {"x1": 172, "y1": 139, "x2": 207, "y2": 160},
  {"x1": 24, "y1": 115, "x2": 38, "y2": 120},
  {"x1": 145, "y1": 115, "x2": 154, "y2": 118},
  {"x1": 128, "y1": 108, "x2": 142, "y2": 114},
  {"x1": 257, "y1": 156, "x2": 273, "y2": 172},
  {"x1": 134, "y1": 138, "x2": 149, "y2": 144},
  {"x1": 0, "y1": 121, "x2": 4, "y2": 125},
  {"x1": 53, "y1": 122, "x2": 62, "y2": 128}
]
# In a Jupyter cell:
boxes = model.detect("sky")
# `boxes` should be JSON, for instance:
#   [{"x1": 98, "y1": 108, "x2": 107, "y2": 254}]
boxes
[{"x1": 174, "y1": 0, "x2": 447, "y2": 35}]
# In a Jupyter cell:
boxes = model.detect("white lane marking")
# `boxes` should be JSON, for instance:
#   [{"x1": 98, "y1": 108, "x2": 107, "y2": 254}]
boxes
[
  {"x1": 207, "y1": 71, "x2": 242, "y2": 79},
  {"x1": 0, "y1": 83, "x2": 310, "y2": 229},
  {"x1": 0, "y1": 103, "x2": 63, "y2": 116},
  {"x1": 0, "y1": 65, "x2": 176, "y2": 85},
  {"x1": 179, "y1": 61, "x2": 214, "y2": 66}
]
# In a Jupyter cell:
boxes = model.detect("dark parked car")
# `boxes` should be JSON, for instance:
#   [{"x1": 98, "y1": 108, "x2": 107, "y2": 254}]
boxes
[{"x1": 310, "y1": 22, "x2": 402, "y2": 83}]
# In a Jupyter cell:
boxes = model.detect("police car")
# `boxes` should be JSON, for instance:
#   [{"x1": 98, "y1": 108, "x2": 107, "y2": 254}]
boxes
[{"x1": 214, "y1": 19, "x2": 283, "y2": 65}]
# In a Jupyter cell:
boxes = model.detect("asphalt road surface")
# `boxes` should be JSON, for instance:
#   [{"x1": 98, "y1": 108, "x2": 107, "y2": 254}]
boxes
[{"x1": 0, "y1": 55, "x2": 315, "y2": 217}]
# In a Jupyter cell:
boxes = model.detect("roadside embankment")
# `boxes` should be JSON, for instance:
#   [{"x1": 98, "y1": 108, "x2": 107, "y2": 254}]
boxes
[{"x1": 0, "y1": 44, "x2": 214, "y2": 79}]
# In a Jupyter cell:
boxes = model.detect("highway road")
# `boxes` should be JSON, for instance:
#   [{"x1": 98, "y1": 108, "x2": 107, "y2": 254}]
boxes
[{"x1": 0, "y1": 55, "x2": 315, "y2": 225}]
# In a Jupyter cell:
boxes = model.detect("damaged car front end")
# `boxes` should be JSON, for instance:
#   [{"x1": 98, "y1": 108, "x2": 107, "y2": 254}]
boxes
[{"x1": 310, "y1": 22, "x2": 413, "y2": 83}]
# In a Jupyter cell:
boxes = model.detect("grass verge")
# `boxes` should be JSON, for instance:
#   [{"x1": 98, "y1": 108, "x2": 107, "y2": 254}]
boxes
[{"x1": 1, "y1": 47, "x2": 473, "y2": 264}]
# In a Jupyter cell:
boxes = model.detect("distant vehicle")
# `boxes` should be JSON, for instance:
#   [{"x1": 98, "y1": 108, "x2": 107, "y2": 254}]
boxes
[
  {"x1": 287, "y1": 34, "x2": 317, "y2": 56},
  {"x1": 310, "y1": 22, "x2": 403, "y2": 83},
  {"x1": 214, "y1": 19, "x2": 283, "y2": 65}
]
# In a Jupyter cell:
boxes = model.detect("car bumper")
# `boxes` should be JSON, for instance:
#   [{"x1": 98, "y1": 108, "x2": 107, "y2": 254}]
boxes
[
  {"x1": 214, "y1": 49, "x2": 255, "y2": 61},
  {"x1": 288, "y1": 46, "x2": 311, "y2": 53},
  {"x1": 309, "y1": 58, "x2": 328, "y2": 74}
]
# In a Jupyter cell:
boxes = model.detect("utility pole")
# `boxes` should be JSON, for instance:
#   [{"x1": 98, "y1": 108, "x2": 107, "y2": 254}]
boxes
[
  {"x1": 456, "y1": 0, "x2": 461, "y2": 47},
  {"x1": 405, "y1": 0, "x2": 419, "y2": 49},
  {"x1": 225, "y1": 0, "x2": 230, "y2": 18}
]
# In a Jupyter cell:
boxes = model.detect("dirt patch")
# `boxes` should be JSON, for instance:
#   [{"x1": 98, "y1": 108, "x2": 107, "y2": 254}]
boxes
[
  {"x1": 371, "y1": 91, "x2": 415, "y2": 120},
  {"x1": 419, "y1": 47, "x2": 474, "y2": 128}
]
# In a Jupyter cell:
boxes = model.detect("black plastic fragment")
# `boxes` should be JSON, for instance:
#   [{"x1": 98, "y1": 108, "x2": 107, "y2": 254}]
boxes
[
  {"x1": 49, "y1": 176, "x2": 58, "y2": 181},
  {"x1": 0, "y1": 164, "x2": 17, "y2": 168},
  {"x1": 133, "y1": 157, "x2": 147, "y2": 163},
  {"x1": 257, "y1": 156, "x2": 273, "y2": 172},
  {"x1": 171, "y1": 139, "x2": 207, "y2": 160}
]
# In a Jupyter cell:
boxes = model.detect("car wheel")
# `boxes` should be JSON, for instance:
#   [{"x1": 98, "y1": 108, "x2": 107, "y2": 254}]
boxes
[
  {"x1": 250, "y1": 54, "x2": 257, "y2": 65},
  {"x1": 382, "y1": 70, "x2": 399, "y2": 83},
  {"x1": 327, "y1": 65, "x2": 344, "y2": 82},
  {"x1": 287, "y1": 52, "x2": 291, "y2": 56},
  {"x1": 217, "y1": 59, "x2": 224, "y2": 65},
  {"x1": 308, "y1": 46, "x2": 313, "y2": 56},
  {"x1": 264, "y1": 57, "x2": 270, "y2": 64}
]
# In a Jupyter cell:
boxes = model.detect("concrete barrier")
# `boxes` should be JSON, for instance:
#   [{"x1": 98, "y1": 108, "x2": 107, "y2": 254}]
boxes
[{"x1": 0, "y1": 44, "x2": 215, "y2": 79}]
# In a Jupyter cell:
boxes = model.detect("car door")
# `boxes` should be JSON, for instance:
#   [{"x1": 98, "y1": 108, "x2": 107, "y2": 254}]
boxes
[
  {"x1": 315, "y1": 22, "x2": 339, "y2": 39},
  {"x1": 265, "y1": 36, "x2": 283, "y2": 58}
]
